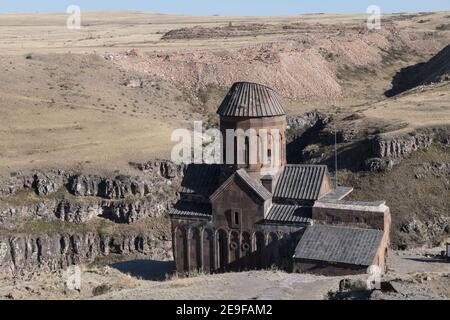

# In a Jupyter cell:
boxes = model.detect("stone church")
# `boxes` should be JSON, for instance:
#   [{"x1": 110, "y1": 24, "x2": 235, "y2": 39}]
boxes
[{"x1": 170, "y1": 82, "x2": 391, "y2": 276}]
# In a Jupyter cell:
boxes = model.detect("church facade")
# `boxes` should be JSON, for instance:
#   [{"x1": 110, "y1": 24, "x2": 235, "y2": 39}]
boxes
[{"x1": 170, "y1": 82, "x2": 391, "y2": 276}]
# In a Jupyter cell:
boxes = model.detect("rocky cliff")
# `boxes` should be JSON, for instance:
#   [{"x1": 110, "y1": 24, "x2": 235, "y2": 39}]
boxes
[
  {"x1": 287, "y1": 112, "x2": 449, "y2": 173},
  {"x1": 0, "y1": 160, "x2": 183, "y2": 276},
  {"x1": 364, "y1": 132, "x2": 435, "y2": 171},
  {"x1": 0, "y1": 160, "x2": 184, "y2": 224},
  {"x1": 0, "y1": 231, "x2": 172, "y2": 277}
]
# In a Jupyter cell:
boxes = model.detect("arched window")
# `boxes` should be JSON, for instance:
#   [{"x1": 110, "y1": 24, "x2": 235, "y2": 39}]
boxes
[
  {"x1": 231, "y1": 209, "x2": 241, "y2": 228},
  {"x1": 280, "y1": 133, "x2": 284, "y2": 163},
  {"x1": 258, "y1": 132, "x2": 272, "y2": 165},
  {"x1": 234, "y1": 136, "x2": 238, "y2": 165},
  {"x1": 234, "y1": 133, "x2": 247, "y2": 166},
  {"x1": 234, "y1": 211, "x2": 240, "y2": 225},
  {"x1": 258, "y1": 134, "x2": 265, "y2": 164},
  {"x1": 245, "y1": 136, "x2": 249, "y2": 168},
  {"x1": 267, "y1": 133, "x2": 273, "y2": 165}
]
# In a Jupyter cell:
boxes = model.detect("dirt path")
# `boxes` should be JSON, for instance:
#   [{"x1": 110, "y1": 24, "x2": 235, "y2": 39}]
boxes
[{"x1": 97, "y1": 271, "x2": 345, "y2": 300}]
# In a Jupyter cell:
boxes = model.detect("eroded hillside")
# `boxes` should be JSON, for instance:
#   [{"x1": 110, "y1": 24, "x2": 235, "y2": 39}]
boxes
[{"x1": 0, "y1": 11, "x2": 449, "y2": 173}]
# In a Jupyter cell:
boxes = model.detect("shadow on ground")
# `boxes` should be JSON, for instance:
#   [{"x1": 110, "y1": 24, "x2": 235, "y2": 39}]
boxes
[
  {"x1": 404, "y1": 257, "x2": 448, "y2": 264},
  {"x1": 385, "y1": 45, "x2": 450, "y2": 97},
  {"x1": 384, "y1": 62, "x2": 426, "y2": 97},
  {"x1": 110, "y1": 259, "x2": 176, "y2": 281}
]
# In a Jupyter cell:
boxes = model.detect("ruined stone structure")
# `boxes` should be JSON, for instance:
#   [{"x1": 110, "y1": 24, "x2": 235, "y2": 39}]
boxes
[{"x1": 170, "y1": 82, "x2": 391, "y2": 276}]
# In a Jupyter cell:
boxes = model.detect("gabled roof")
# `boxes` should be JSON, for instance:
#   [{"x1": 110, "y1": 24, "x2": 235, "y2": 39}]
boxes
[
  {"x1": 235, "y1": 169, "x2": 272, "y2": 200},
  {"x1": 294, "y1": 224, "x2": 384, "y2": 266},
  {"x1": 170, "y1": 201, "x2": 212, "y2": 218},
  {"x1": 210, "y1": 169, "x2": 272, "y2": 202},
  {"x1": 264, "y1": 204, "x2": 312, "y2": 224},
  {"x1": 216, "y1": 82, "x2": 286, "y2": 118},
  {"x1": 178, "y1": 164, "x2": 221, "y2": 198},
  {"x1": 319, "y1": 186, "x2": 353, "y2": 201},
  {"x1": 273, "y1": 165, "x2": 328, "y2": 201}
]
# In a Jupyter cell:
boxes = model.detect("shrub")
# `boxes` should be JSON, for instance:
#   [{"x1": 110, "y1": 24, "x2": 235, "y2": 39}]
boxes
[{"x1": 92, "y1": 284, "x2": 112, "y2": 296}]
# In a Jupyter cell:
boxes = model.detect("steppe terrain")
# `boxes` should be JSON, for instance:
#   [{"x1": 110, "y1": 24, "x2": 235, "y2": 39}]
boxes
[
  {"x1": 0, "y1": 11, "x2": 449, "y2": 174},
  {"x1": 0, "y1": 11, "x2": 449, "y2": 300}
]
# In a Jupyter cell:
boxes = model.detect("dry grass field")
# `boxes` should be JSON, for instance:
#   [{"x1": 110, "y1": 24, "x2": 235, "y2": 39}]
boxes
[
  {"x1": 0, "y1": 12, "x2": 379, "y2": 54},
  {"x1": 0, "y1": 11, "x2": 449, "y2": 175}
]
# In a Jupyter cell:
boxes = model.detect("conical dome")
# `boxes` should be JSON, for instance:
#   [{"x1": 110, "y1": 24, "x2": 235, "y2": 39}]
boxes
[{"x1": 217, "y1": 82, "x2": 286, "y2": 118}]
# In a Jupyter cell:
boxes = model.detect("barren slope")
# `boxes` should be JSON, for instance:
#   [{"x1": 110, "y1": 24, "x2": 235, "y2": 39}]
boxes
[
  {"x1": 0, "y1": 11, "x2": 449, "y2": 173},
  {"x1": 0, "y1": 52, "x2": 200, "y2": 174}
]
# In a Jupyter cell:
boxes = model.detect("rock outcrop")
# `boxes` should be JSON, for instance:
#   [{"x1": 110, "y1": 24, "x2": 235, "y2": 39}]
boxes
[
  {"x1": 33, "y1": 170, "x2": 68, "y2": 196},
  {"x1": 414, "y1": 162, "x2": 450, "y2": 180},
  {"x1": 0, "y1": 232, "x2": 172, "y2": 277},
  {"x1": 364, "y1": 132, "x2": 435, "y2": 172},
  {"x1": 129, "y1": 159, "x2": 185, "y2": 179},
  {"x1": 0, "y1": 160, "x2": 182, "y2": 275},
  {"x1": 0, "y1": 200, "x2": 107, "y2": 224},
  {"x1": 68, "y1": 174, "x2": 155, "y2": 199},
  {"x1": 372, "y1": 133, "x2": 433, "y2": 159},
  {"x1": 287, "y1": 112, "x2": 331, "y2": 132},
  {"x1": 0, "y1": 160, "x2": 183, "y2": 224},
  {"x1": 286, "y1": 112, "x2": 442, "y2": 172},
  {"x1": 400, "y1": 215, "x2": 450, "y2": 247},
  {"x1": 0, "y1": 160, "x2": 183, "y2": 198}
]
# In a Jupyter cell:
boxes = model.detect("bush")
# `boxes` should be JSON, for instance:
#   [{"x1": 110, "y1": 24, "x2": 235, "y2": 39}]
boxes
[
  {"x1": 339, "y1": 278, "x2": 368, "y2": 292},
  {"x1": 92, "y1": 284, "x2": 112, "y2": 296}
]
